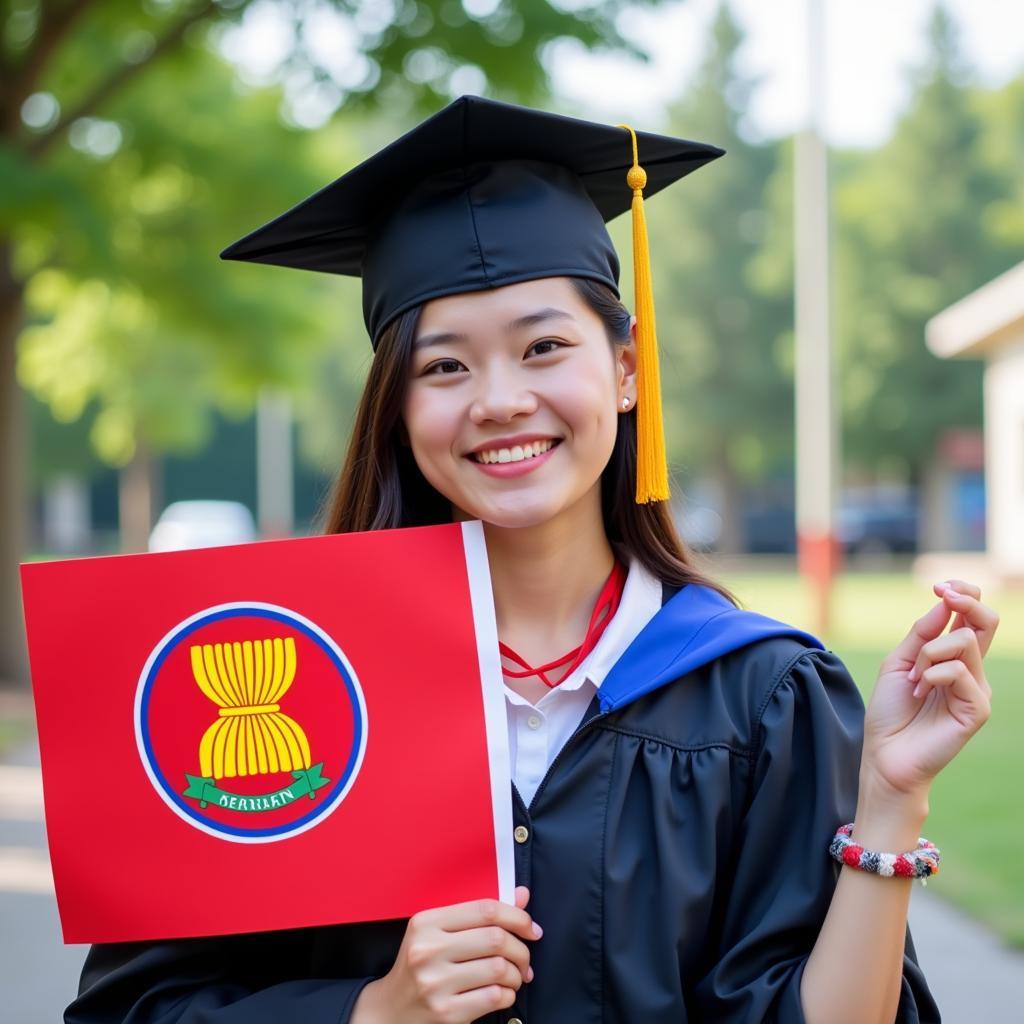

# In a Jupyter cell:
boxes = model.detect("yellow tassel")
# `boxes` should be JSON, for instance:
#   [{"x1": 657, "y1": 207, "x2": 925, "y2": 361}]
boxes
[{"x1": 617, "y1": 124, "x2": 670, "y2": 503}]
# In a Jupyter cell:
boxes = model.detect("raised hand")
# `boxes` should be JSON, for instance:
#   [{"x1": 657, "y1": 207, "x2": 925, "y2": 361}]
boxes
[{"x1": 862, "y1": 579, "x2": 998, "y2": 800}]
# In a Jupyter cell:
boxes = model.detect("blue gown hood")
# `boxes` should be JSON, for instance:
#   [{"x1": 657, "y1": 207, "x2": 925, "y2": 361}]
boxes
[{"x1": 598, "y1": 583, "x2": 824, "y2": 713}]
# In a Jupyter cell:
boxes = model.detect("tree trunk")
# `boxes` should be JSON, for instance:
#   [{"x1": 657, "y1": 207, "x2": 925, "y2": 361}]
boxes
[
  {"x1": 713, "y1": 438, "x2": 745, "y2": 556},
  {"x1": 119, "y1": 439, "x2": 160, "y2": 553},
  {"x1": 0, "y1": 241, "x2": 29, "y2": 688}
]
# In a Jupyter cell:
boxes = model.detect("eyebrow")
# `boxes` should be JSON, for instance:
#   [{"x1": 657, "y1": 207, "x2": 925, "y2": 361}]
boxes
[{"x1": 413, "y1": 307, "x2": 576, "y2": 350}]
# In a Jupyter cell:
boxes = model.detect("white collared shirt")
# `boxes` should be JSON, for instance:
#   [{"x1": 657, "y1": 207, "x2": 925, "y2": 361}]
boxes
[{"x1": 503, "y1": 558, "x2": 664, "y2": 806}]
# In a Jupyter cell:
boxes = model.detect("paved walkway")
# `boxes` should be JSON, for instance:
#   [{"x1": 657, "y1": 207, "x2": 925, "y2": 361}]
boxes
[{"x1": 2, "y1": 734, "x2": 1021, "y2": 1022}]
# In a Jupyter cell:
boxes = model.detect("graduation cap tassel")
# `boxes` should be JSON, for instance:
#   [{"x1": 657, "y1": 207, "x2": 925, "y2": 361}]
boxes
[{"x1": 618, "y1": 124, "x2": 670, "y2": 504}]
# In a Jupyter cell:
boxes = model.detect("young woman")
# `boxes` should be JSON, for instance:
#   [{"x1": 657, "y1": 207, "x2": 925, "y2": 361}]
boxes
[{"x1": 68, "y1": 97, "x2": 997, "y2": 1024}]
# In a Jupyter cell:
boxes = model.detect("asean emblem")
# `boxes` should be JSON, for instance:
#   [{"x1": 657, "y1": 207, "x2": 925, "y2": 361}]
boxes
[{"x1": 135, "y1": 602, "x2": 367, "y2": 843}]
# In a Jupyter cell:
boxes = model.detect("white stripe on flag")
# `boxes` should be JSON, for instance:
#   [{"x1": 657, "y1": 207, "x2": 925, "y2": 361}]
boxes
[{"x1": 460, "y1": 519, "x2": 515, "y2": 905}]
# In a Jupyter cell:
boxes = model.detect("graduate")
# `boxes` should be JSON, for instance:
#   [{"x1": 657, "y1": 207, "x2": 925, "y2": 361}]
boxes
[{"x1": 67, "y1": 96, "x2": 999, "y2": 1024}]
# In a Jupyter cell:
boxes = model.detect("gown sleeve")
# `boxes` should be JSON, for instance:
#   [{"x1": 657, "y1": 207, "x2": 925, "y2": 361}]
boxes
[
  {"x1": 691, "y1": 647, "x2": 941, "y2": 1024},
  {"x1": 64, "y1": 927, "x2": 377, "y2": 1024}
]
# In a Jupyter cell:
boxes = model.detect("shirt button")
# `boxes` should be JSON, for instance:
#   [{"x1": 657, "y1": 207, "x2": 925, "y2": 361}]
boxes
[
  {"x1": 514, "y1": 825, "x2": 530, "y2": 844},
  {"x1": 509, "y1": 1018, "x2": 524, "y2": 1024},
  {"x1": 527, "y1": 715, "x2": 541, "y2": 729}
]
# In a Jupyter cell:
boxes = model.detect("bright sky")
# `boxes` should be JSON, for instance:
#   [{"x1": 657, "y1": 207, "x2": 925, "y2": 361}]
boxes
[
  {"x1": 220, "y1": 0, "x2": 1024, "y2": 146},
  {"x1": 550, "y1": 0, "x2": 1024, "y2": 145}
]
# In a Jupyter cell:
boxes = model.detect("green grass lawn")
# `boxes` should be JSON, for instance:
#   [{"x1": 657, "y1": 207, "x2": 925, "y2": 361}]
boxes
[{"x1": 719, "y1": 569, "x2": 1024, "y2": 947}]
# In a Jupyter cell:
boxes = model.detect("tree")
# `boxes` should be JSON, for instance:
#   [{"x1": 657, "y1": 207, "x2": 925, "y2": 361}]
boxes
[
  {"x1": 644, "y1": 2, "x2": 792, "y2": 552},
  {"x1": 831, "y1": 4, "x2": 1024, "y2": 479},
  {"x1": 0, "y1": 0, "x2": 675, "y2": 685}
]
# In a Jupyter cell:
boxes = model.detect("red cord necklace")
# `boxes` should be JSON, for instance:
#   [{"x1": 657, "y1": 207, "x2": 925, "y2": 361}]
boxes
[{"x1": 499, "y1": 559, "x2": 628, "y2": 689}]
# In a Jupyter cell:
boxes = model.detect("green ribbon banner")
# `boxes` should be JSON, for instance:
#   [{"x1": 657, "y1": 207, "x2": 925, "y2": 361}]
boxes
[{"x1": 182, "y1": 763, "x2": 331, "y2": 812}]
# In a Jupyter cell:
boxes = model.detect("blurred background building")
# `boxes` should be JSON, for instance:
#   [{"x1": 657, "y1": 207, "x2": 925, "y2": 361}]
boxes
[{"x1": 927, "y1": 261, "x2": 1024, "y2": 582}]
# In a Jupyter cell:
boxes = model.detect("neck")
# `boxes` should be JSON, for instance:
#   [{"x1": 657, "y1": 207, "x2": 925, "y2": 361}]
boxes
[{"x1": 479, "y1": 487, "x2": 616, "y2": 641}]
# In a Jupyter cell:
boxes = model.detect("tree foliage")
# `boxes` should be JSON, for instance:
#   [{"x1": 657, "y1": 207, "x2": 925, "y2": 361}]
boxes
[
  {"x1": 1, "y1": 0, "x2": 665, "y2": 477},
  {"x1": 651, "y1": 4, "x2": 792, "y2": 479},
  {"x1": 634, "y1": 4, "x2": 792, "y2": 548},
  {"x1": 653, "y1": 2, "x2": 1024, "y2": 503},
  {"x1": 830, "y1": 6, "x2": 1024, "y2": 474},
  {"x1": 8, "y1": 43, "x2": 337, "y2": 466},
  {"x1": 2, "y1": 0, "x2": 1022, "y2": 493}
]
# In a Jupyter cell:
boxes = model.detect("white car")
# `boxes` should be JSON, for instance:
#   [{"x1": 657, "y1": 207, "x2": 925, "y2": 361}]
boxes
[{"x1": 148, "y1": 500, "x2": 257, "y2": 552}]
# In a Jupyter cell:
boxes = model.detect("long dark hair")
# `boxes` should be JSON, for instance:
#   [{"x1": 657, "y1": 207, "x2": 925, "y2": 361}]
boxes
[{"x1": 318, "y1": 277, "x2": 738, "y2": 606}]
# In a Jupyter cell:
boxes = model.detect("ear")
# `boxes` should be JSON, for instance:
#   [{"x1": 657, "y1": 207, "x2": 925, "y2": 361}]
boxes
[{"x1": 616, "y1": 317, "x2": 639, "y2": 409}]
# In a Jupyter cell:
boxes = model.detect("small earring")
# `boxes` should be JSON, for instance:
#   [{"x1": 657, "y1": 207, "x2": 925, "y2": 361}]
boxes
[{"x1": 621, "y1": 397, "x2": 630, "y2": 409}]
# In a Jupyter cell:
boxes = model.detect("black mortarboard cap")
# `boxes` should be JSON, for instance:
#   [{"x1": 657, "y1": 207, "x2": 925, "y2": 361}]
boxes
[
  {"x1": 221, "y1": 95, "x2": 724, "y2": 504},
  {"x1": 220, "y1": 95, "x2": 723, "y2": 346}
]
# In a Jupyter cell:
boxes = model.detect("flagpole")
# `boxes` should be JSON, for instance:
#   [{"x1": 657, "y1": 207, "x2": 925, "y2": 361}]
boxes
[{"x1": 794, "y1": 0, "x2": 841, "y2": 637}]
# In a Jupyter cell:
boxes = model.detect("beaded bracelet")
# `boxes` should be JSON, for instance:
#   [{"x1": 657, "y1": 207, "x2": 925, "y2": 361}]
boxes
[{"x1": 829, "y1": 823, "x2": 941, "y2": 886}]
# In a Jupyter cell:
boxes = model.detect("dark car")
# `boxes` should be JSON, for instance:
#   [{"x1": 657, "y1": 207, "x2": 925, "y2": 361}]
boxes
[{"x1": 836, "y1": 497, "x2": 919, "y2": 554}]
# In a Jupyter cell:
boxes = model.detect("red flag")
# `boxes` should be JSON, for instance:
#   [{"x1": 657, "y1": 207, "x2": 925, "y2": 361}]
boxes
[{"x1": 19, "y1": 521, "x2": 512, "y2": 944}]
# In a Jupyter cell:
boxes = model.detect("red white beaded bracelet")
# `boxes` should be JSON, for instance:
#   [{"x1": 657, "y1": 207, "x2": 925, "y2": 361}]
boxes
[{"x1": 829, "y1": 823, "x2": 941, "y2": 886}]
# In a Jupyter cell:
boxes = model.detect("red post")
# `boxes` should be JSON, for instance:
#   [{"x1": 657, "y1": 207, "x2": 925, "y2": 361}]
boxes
[{"x1": 797, "y1": 529, "x2": 843, "y2": 638}]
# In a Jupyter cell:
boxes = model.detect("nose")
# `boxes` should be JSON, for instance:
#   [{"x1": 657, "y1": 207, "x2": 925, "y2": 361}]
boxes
[{"x1": 468, "y1": 364, "x2": 538, "y2": 425}]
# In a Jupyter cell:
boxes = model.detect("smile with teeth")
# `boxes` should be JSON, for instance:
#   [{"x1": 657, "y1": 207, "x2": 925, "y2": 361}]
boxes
[{"x1": 472, "y1": 439, "x2": 559, "y2": 464}]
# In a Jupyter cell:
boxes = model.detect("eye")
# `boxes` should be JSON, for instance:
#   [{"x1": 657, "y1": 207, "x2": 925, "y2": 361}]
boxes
[
  {"x1": 526, "y1": 338, "x2": 565, "y2": 358},
  {"x1": 422, "y1": 358, "x2": 466, "y2": 376}
]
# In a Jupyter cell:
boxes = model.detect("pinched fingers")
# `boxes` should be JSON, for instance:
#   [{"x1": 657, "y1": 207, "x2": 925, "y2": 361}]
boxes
[
  {"x1": 933, "y1": 580, "x2": 1000, "y2": 657},
  {"x1": 910, "y1": 658, "x2": 992, "y2": 729},
  {"x1": 936, "y1": 578, "x2": 982, "y2": 600},
  {"x1": 908, "y1": 626, "x2": 986, "y2": 697},
  {"x1": 887, "y1": 599, "x2": 959, "y2": 674}
]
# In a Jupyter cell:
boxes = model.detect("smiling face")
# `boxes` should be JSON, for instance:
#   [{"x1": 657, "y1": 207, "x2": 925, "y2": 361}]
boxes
[{"x1": 401, "y1": 277, "x2": 637, "y2": 530}]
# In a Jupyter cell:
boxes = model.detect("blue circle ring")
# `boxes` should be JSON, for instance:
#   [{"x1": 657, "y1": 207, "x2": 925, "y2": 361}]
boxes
[{"x1": 134, "y1": 603, "x2": 366, "y2": 843}]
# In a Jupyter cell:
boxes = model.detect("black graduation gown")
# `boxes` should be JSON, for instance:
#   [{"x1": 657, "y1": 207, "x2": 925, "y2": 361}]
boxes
[{"x1": 65, "y1": 582, "x2": 940, "y2": 1023}]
